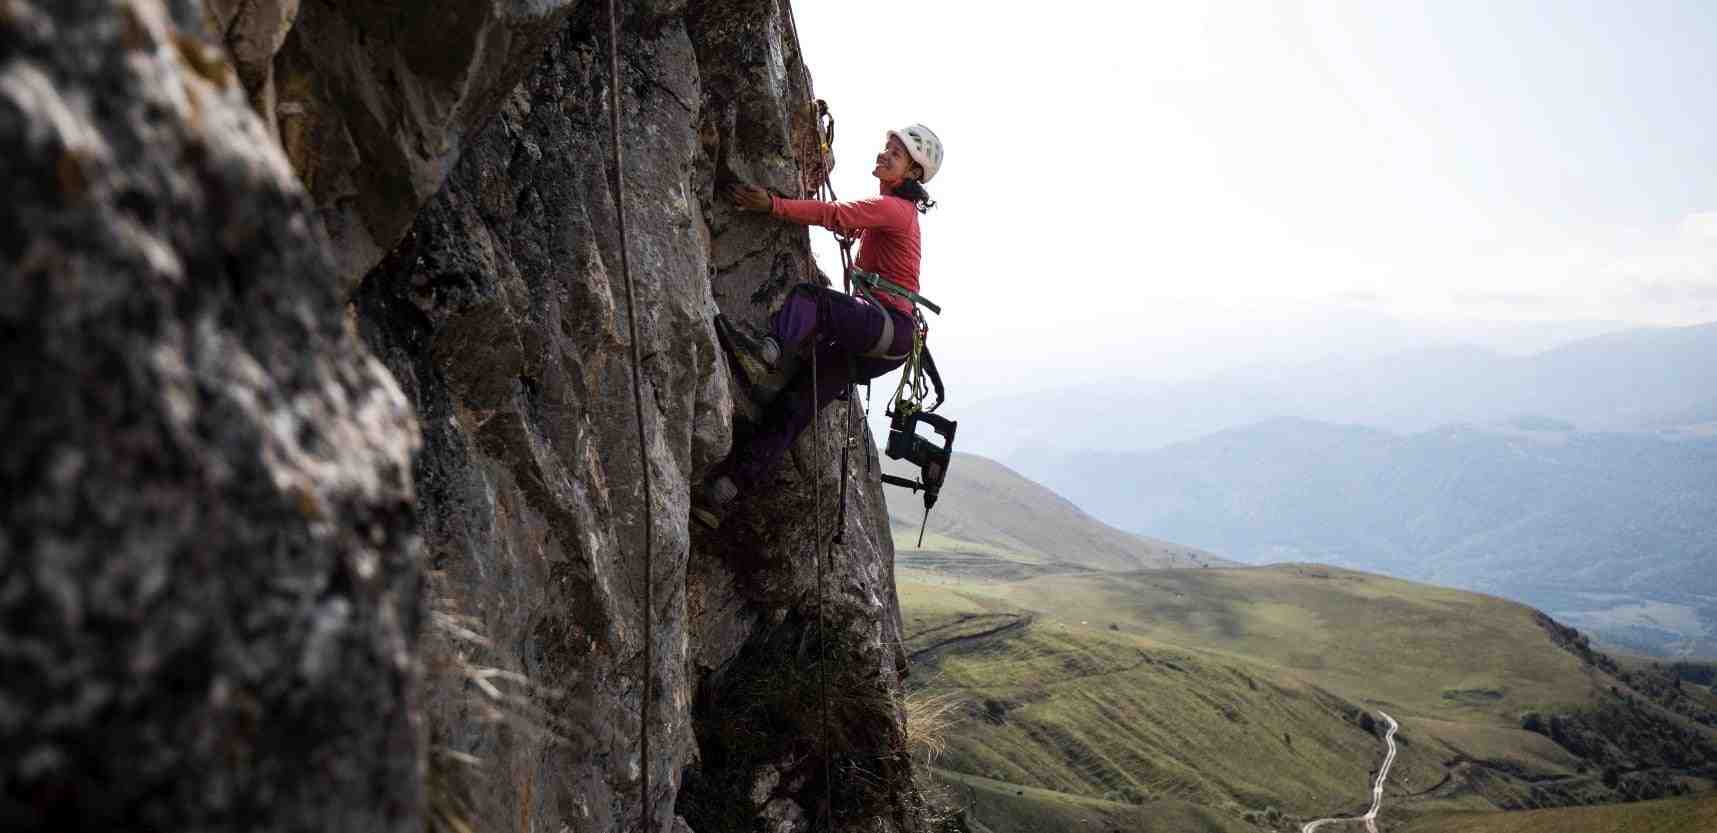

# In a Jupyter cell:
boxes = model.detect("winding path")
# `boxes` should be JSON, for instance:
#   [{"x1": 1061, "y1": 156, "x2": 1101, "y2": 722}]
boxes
[{"x1": 1301, "y1": 711, "x2": 1399, "y2": 833}]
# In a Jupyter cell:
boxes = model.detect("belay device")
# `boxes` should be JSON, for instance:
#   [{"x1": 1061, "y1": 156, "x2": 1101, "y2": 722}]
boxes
[{"x1": 880, "y1": 403, "x2": 956, "y2": 548}]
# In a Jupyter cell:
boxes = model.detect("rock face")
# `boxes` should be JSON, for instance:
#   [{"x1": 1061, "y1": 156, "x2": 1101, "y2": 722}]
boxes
[
  {"x1": 263, "y1": 0, "x2": 579, "y2": 285},
  {"x1": 354, "y1": 1, "x2": 920, "y2": 830},
  {"x1": 1, "y1": 1, "x2": 420, "y2": 830},
  {"x1": 3, "y1": 0, "x2": 920, "y2": 830}
]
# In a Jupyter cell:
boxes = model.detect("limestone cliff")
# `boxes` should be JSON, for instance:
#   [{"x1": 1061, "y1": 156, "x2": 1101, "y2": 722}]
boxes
[{"x1": 2, "y1": 1, "x2": 921, "y2": 831}]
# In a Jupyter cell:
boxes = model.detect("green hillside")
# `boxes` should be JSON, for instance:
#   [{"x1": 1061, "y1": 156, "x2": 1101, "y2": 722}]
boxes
[
  {"x1": 899, "y1": 564, "x2": 1717, "y2": 832},
  {"x1": 1400, "y1": 794, "x2": 1717, "y2": 832},
  {"x1": 961, "y1": 566, "x2": 1600, "y2": 722},
  {"x1": 934, "y1": 770, "x2": 1256, "y2": 833},
  {"x1": 883, "y1": 451, "x2": 1222, "y2": 573}
]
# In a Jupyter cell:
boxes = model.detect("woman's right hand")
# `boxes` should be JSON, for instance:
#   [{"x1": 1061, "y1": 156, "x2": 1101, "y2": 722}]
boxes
[{"x1": 730, "y1": 184, "x2": 774, "y2": 213}]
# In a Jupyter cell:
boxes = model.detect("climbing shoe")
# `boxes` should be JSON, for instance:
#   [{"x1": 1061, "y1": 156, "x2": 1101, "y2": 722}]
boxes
[
  {"x1": 691, "y1": 474, "x2": 738, "y2": 529},
  {"x1": 714, "y1": 315, "x2": 796, "y2": 410}
]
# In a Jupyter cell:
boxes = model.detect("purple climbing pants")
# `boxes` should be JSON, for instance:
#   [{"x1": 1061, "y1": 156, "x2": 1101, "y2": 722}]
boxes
[{"x1": 730, "y1": 285, "x2": 914, "y2": 493}]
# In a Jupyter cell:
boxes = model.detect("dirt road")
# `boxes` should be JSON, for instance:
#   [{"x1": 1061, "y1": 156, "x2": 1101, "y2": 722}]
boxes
[{"x1": 1301, "y1": 711, "x2": 1399, "y2": 833}]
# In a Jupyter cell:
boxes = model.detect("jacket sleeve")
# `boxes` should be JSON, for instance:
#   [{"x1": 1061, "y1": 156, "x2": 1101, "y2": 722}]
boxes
[{"x1": 770, "y1": 195, "x2": 908, "y2": 235}]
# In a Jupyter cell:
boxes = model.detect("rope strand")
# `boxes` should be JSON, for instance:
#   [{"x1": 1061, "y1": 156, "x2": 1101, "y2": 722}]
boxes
[
  {"x1": 810, "y1": 327, "x2": 833, "y2": 829},
  {"x1": 603, "y1": 3, "x2": 656, "y2": 831}
]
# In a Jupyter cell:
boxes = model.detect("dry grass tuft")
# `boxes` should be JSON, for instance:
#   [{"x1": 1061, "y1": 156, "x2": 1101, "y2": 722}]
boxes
[
  {"x1": 427, "y1": 581, "x2": 583, "y2": 746},
  {"x1": 426, "y1": 746, "x2": 482, "y2": 833},
  {"x1": 421, "y1": 571, "x2": 593, "y2": 833},
  {"x1": 903, "y1": 689, "x2": 966, "y2": 766}
]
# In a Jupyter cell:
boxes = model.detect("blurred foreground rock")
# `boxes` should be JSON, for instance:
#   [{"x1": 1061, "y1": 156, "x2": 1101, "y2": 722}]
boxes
[{"x1": 1, "y1": 1, "x2": 420, "y2": 829}]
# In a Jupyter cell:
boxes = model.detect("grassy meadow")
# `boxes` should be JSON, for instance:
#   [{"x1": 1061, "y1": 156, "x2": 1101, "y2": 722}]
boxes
[
  {"x1": 958, "y1": 566, "x2": 1604, "y2": 724},
  {"x1": 1399, "y1": 794, "x2": 1717, "y2": 832},
  {"x1": 931, "y1": 770, "x2": 1257, "y2": 833}
]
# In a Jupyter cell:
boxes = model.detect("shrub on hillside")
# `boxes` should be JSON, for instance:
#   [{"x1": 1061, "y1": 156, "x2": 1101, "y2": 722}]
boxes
[
  {"x1": 1520, "y1": 712, "x2": 1546, "y2": 735},
  {"x1": 1243, "y1": 806, "x2": 1285, "y2": 827},
  {"x1": 1670, "y1": 662, "x2": 1716, "y2": 686}
]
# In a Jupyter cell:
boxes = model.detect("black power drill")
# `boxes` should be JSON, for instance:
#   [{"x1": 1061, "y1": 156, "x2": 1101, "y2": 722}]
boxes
[{"x1": 879, "y1": 405, "x2": 957, "y2": 547}]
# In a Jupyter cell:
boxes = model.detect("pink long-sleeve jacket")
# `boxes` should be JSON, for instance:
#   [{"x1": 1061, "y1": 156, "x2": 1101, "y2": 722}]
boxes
[{"x1": 769, "y1": 184, "x2": 921, "y2": 317}]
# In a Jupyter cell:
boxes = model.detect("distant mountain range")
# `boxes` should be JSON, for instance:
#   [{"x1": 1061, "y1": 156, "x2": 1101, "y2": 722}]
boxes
[
  {"x1": 1010, "y1": 418, "x2": 1717, "y2": 656},
  {"x1": 964, "y1": 321, "x2": 1717, "y2": 459}
]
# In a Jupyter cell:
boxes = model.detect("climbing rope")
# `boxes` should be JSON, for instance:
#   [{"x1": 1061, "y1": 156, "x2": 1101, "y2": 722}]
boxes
[
  {"x1": 796, "y1": 99, "x2": 836, "y2": 198},
  {"x1": 808, "y1": 322, "x2": 834, "y2": 829},
  {"x1": 773, "y1": 15, "x2": 881, "y2": 821},
  {"x1": 795, "y1": 68, "x2": 840, "y2": 833},
  {"x1": 602, "y1": 3, "x2": 656, "y2": 832}
]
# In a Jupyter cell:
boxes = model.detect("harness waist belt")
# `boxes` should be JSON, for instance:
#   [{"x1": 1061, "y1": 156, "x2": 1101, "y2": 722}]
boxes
[
  {"x1": 864, "y1": 307, "x2": 910, "y2": 360},
  {"x1": 852, "y1": 270, "x2": 941, "y2": 316}
]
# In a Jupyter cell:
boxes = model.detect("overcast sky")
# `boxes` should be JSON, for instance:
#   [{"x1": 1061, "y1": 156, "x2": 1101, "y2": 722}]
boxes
[{"x1": 790, "y1": 1, "x2": 1717, "y2": 404}]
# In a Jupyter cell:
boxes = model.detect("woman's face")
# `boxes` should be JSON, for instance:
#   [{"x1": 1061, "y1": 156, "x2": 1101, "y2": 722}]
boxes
[{"x1": 873, "y1": 135, "x2": 920, "y2": 183}]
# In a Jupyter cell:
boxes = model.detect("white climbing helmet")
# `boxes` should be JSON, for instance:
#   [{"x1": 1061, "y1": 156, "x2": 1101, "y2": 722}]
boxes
[{"x1": 888, "y1": 123, "x2": 943, "y2": 183}]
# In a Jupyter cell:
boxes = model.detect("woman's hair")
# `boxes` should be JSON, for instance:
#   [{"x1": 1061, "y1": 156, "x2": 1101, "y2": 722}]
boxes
[{"x1": 893, "y1": 178, "x2": 936, "y2": 214}]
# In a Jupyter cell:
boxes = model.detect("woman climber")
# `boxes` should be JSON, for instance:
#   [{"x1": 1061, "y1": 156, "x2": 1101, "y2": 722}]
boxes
[{"x1": 695, "y1": 123, "x2": 944, "y2": 528}]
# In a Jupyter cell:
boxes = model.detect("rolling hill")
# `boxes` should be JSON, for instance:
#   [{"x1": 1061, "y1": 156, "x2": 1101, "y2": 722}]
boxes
[{"x1": 881, "y1": 451, "x2": 1224, "y2": 574}]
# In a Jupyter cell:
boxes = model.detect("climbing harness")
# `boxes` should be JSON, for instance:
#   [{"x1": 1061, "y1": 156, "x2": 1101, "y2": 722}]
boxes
[
  {"x1": 852, "y1": 269, "x2": 942, "y2": 316},
  {"x1": 603, "y1": 3, "x2": 656, "y2": 831}
]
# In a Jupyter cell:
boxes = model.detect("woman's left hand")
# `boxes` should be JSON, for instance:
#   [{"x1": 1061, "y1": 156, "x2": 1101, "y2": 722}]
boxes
[{"x1": 730, "y1": 184, "x2": 774, "y2": 213}]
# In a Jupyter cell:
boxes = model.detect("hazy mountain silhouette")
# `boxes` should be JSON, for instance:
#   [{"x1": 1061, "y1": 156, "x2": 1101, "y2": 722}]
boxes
[
  {"x1": 966, "y1": 321, "x2": 1717, "y2": 458},
  {"x1": 1009, "y1": 418, "x2": 1717, "y2": 654}
]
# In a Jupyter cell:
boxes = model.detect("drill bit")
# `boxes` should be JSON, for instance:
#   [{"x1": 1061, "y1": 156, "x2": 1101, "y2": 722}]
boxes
[{"x1": 917, "y1": 509, "x2": 929, "y2": 549}]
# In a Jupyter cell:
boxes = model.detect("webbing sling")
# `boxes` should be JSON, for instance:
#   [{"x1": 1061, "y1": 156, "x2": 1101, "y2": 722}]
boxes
[{"x1": 851, "y1": 269, "x2": 941, "y2": 316}]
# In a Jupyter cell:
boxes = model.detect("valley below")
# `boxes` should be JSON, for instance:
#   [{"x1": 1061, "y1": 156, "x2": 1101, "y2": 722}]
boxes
[{"x1": 886, "y1": 455, "x2": 1717, "y2": 832}]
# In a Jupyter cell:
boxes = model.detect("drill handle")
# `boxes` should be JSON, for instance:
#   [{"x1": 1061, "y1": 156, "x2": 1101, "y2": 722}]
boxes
[
  {"x1": 880, "y1": 473, "x2": 922, "y2": 493},
  {"x1": 915, "y1": 410, "x2": 957, "y2": 441}
]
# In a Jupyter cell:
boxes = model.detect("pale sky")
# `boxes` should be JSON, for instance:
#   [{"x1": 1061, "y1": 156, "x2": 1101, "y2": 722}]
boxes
[{"x1": 791, "y1": 2, "x2": 1717, "y2": 404}]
